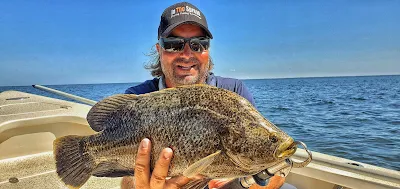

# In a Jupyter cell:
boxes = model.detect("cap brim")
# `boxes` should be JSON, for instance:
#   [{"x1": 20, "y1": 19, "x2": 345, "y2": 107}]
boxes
[{"x1": 160, "y1": 21, "x2": 213, "y2": 39}]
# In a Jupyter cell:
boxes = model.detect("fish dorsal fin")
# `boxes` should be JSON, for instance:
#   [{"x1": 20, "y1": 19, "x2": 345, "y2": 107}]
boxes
[
  {"x1": 87, "y1": 94, "x2": 139, "y2": 132},
  {"x1": 183, "y1": 150, "x2": 221, "y2": 178},
  {"x1": 174, "y1": 84, "x2": 210, "y2": 88},
  {"x1": 169, "y1": 84, "x2": 219, "y2": 92}
]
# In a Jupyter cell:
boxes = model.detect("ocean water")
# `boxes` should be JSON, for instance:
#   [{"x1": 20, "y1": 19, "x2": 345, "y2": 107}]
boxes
[{"x1": 1, "y1": 75, "x2": 399, "y2": 171}]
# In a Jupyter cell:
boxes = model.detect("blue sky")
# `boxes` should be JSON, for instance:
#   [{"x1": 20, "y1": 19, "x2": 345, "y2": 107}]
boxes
[{"x1": 1, "y1": 0, "x2": 399, "y2": 86}]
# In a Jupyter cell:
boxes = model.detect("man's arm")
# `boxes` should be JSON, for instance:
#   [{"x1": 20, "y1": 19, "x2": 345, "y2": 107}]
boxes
[{"x1": 236, "y1": 81, "x2": 256, "y2": 106}]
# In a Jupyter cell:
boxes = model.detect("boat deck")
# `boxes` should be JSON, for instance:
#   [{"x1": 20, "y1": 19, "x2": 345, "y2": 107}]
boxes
[
  {"x1": 0, "y1": 152, "x2": 121, "y2": 189},
  {"x1": 0, "y1": 90, "x2": 399, "y2": 189},
  {"x1": 0, "y1": 91, "x2": 122, "y2": 188}
]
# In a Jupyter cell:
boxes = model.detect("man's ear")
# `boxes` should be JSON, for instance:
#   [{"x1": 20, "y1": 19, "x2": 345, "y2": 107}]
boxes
[{"x1": 156, "y1": 43, "x2": 161, "y2": 55}]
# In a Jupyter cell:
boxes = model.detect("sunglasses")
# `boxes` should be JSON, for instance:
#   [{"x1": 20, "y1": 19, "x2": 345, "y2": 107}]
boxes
[{"x1": 158, "y1": 37, "x2": 210, "y2": 53}]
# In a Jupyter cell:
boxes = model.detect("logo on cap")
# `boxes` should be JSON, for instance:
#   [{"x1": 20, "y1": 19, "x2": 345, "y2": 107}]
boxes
[{"x1": 171, "y1": 6, "x2": 202, "y2": 19}]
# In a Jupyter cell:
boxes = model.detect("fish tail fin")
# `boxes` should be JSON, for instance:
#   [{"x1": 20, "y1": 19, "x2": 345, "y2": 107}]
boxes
[{"x1": 53, "y1": 135, "x2": 95, "y2": 188}]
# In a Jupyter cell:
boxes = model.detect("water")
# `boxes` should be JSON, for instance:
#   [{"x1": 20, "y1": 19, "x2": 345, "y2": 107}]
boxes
[
  {"x1": 245, "y1": 75, "x2": 400, "y2": 171},
  {"x1": 1, "y1": 75, "x2": 399, "y2": 171}
]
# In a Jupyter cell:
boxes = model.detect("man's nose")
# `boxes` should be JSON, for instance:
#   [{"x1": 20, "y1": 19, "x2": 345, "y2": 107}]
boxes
[{"x1": 181, "y1": 42, "x2": 193, "y2": 57}]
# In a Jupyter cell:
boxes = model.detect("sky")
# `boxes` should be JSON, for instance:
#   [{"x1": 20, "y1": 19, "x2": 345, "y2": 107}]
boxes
[{"x1": 0, "y1": 0, "x2": 399, "y2": 86}]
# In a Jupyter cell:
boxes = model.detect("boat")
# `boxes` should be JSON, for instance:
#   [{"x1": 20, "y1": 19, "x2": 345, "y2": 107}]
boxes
[{"x1": 1, "y1": 87, "x2": 399, "y2": 189}]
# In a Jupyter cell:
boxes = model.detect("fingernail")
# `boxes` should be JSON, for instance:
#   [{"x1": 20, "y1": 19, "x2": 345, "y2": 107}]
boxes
[
  {"x1": 164, "y1": 148, "x2": 173, "y2": 160},
  {"x1": 141, "y1": 138, "x2": 149, "y2": 149}
]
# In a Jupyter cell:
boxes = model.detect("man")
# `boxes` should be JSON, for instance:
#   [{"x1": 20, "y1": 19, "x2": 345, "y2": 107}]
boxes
[{"x1": 122, "y1": 2, "x2": 295, "y2": 189}]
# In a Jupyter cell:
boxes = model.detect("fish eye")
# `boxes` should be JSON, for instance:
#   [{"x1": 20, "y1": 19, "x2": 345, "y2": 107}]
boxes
[{"x1": 270, "y1": 135, "x2": 278, "y2": 143}]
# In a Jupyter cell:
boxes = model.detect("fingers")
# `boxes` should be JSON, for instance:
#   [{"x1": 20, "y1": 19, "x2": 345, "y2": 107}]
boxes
[
  {"x1": 134, "y1": 138, "x2": 151, "y2": 189},
  {"x1": 121, "y1": 176, "x2": 135, "y2": 189},
  {"x1": 151, "y1": 147, "x2": 191, "y2": 188},
  {"x1": 149, "y1": 148, "x2": 173, "y2": 188},
  {"x1": 134, "y1": 138, "x2": 191, "y2": 189},
  {"x1": 208, "y1": 179, "x2": 231, "y2": 189},
  {"x1": 165, "y1": 176, "x2": 191, "y2": 189}
]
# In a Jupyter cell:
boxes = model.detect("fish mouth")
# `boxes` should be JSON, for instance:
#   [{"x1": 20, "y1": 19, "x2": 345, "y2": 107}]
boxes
[{"x1": 275, "y1": 138, "x2": 297, "y2": 159}]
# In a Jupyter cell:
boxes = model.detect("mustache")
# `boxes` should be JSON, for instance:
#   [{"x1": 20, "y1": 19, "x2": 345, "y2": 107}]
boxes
[{"x1": 172, "y1": 57, "x2": 200, "y2": 65}]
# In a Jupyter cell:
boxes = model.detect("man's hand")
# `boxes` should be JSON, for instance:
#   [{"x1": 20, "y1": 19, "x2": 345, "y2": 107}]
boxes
[
  {"x1": 208, "y1": 178, "x2": 232, "y2": 188},
  {"x1": 208, "y1": 175, "x2": 285, "y2": 189},
  {"x1": 121, "y1": 138, "x2": 191, "y2": 189}
]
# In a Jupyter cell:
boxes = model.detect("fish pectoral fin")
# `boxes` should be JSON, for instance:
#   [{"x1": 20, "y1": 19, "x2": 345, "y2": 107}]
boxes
[
  {"x1": 181, "y1": 177, "x2": 212, "y2": 189},
  {"x1": 92, "y1": 161, "x2": 134, "y2": 177},
  {"x1": 183, "y1": 150, "x2": 221, "y2": 178},
  {"x1": 226, "y1": 151, "x2": 256, "y2": 173}
]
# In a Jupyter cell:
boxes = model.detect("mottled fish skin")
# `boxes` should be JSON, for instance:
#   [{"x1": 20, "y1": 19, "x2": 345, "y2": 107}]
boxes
[{"x1": 54, "y1": 84, "x2": 295, "y2": 188}]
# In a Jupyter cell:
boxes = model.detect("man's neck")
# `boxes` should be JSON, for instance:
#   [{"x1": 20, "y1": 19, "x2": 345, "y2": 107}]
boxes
[{"x1": 162, "y1": 75, "x2": 209, "y2": 89}]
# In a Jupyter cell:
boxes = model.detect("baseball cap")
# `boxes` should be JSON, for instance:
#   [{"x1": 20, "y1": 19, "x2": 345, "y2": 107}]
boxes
[{"x1": 158, "y1": 2, "x2": 213, "y2": 39}]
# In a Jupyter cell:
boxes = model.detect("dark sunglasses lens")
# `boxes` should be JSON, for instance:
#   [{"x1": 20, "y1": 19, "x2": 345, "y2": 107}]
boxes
[
  {"x1": 198, "y1": 38, "x2": 210, "y2": 50},
  {"x1": 190, "y1": 38, "x2": 210, "y2": 52},
  {"x1": 162, "y1": 38, "x2": 185, "y2": 52},
  {"x1": 190, "y1": 40, "x2": 202, "y2": 52},
  {"x1": 161, "y1": 37, "x2": 210, "y2": 52}
]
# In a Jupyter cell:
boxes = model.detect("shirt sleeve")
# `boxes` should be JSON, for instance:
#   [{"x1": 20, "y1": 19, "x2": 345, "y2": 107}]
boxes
[
  {"x1": 212, "y1": 75, "x2": 256, "y2": 107},
  {"x1": 125, "y1": 87, "x2": 138, "y2": 94},
  {"x1": 235, "y1": 81, "x2": 256, "y2": 106},
  {"x1": 124, "y1": 79, "x2": 159, "y2": 95}
]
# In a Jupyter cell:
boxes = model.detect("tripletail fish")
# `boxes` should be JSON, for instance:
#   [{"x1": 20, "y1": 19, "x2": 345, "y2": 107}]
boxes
[{"x1": 53, "y1": 84, "x2": 298, "y2": 189}]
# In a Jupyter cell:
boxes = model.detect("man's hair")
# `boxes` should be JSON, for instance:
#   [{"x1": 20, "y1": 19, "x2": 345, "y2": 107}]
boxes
[{"x1": 145, "y1": 45, "x2": 214, "y2": 77}]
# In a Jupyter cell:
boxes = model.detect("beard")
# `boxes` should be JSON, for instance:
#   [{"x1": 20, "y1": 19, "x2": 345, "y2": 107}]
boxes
[{"x1": 162, "y1": 57, "x2": 209, "y2": 86}]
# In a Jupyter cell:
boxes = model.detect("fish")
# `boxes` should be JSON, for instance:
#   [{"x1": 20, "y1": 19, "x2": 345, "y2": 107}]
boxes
[{"x1": 53, "y1": 84, "x2": 297, "y2": 189}]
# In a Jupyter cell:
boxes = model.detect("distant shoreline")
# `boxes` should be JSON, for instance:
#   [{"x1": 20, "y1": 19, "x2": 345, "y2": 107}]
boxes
[{"x1": 1, "y1": 74, "x2": 399, "y2": 87}]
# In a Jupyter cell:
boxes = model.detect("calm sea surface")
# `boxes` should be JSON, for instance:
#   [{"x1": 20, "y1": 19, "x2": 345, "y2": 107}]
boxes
[{"x1": 1, "y1": 75, "x2": 399, "y2": 171}]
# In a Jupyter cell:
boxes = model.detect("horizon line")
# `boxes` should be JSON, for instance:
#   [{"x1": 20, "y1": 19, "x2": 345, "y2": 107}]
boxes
[{"x1": 1, "y1": 73, "x2": 399, "y2": 87}]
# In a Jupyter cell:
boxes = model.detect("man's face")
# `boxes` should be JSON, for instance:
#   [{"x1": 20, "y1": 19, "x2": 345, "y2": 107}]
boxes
[{"x1": 157, "y1": 24, "x2": 210, "y2": 88}]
